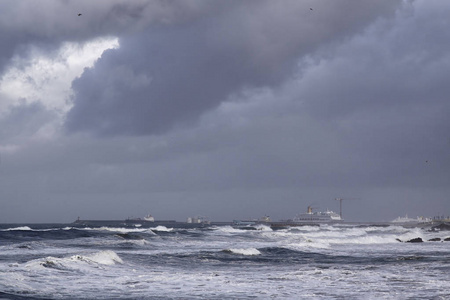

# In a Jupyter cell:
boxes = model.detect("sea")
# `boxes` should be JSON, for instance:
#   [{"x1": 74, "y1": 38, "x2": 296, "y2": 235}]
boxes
[{"x1": 0, "y1": 222, "x2": 449, "y2": 299}]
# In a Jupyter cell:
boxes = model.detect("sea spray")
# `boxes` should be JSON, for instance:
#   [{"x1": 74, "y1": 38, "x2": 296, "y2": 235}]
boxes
[{"x1": 0, "y1": 223, "x2": 449, "y2": 299}]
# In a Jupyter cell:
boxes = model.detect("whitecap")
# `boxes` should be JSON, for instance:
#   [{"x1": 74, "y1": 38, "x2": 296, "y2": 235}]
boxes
[
  {"x1": 81, "y1": 250, "x2": 124, "y2": 265},
  {"x1": 253, "y1": 224, "x2": 273, "y2": 231},
  {"x1": 287, "y1": 225, "x2": 321, "y2": 232},
  {"x1": 150, "y1": 226, "x2": 173, "y2": 232},
  {"x1": 1, "y1": 226, "x2": 33, "y2": 231},
  {"x1": 23, "y1": 250, "x2": 124, "y2": 274},
  {"x1": 225, "y1": 248, "x2": 261, "y2": 256},
  {"x1": 83, "y1": 226, "x2": 148, "y2": 233},
  {"x1": 213, "y1": 226, "x2": 247, "y2": 234}
]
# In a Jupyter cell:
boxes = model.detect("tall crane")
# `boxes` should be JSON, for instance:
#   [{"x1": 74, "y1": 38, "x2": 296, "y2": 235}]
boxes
[{"x1": 334, "y1": 197, "x2": 359, "y2": 220}]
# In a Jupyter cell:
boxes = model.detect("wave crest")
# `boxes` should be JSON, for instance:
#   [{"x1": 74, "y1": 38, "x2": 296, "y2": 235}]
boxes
[
  {"x1": 78, "y1": 250, "x2": 124, "y2": 265},
  {"x1": 25, "y1": 250, "x2": 123, "y2": 272},
  {"x1": 224, "y1": 248, "x2": 261, "y2": 256},
  {"x1": 1, "y1": 226, "x2": 33, "y2": 231},
  {"x1": 150, "y1": 226, "x2": 173, "y2": 232}
]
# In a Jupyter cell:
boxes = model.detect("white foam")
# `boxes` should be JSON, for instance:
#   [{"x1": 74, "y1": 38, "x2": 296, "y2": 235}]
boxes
[
  {"x1": 227, "y1": 248, "x2": 261, "y2": 255},
  {"x1": 81, "y1": 250, "x2": 124, "y2": 265},
  {"x1": 281, "y1": 225, "x2": 449, "y2": 250},
  {"x1": 253, "y1": 224, "x2": 273, "y2": 231},
  {"x1": 129, "y1": 239, "x2": 149, "y2": 246},
  {"x1": 23, "y1": 250, "x2": 123, "y2": 272},
  {"x1": 287, "y1": 225, "x2": 321, "y2": 232},
  {"x1": 1, "y1": 226, "x2": 33, "y2": 231},
  {"x1": 150, "y1": 226, "x2": 173, "y2": 232},
  {"x1": 285, "y1": 239, "x2": 331, "y2": 250},
  {"x1": 83, "y1": 226, "x2": 148, "y2": 234},
  {"x1": 212, "y1": 226, "x2": 247, "y2": 234},
  {"x1": 1, "y1": 224, "x2": 448, "y2": 299},
  {"x1": 1, "y1": 226, "x2": 77, "y2": 232}
]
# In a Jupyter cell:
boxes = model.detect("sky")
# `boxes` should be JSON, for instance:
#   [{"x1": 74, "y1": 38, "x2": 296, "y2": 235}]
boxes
[{"x1": 0, "y1": 0, "x2": 449, "y2": 223}]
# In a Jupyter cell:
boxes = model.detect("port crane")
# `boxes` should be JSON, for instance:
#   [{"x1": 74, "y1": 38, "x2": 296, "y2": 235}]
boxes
[{"x1": 334, "y1": 197, "x2": 359, "y2": 219}]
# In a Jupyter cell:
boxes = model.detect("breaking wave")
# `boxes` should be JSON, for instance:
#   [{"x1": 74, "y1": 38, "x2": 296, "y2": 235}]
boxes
[
  {"x1": 1, "y1": 226, "x2": 33, "y2": 231},
  {"x1": 224, "y1": 248, "x2": 261, "y2": 256},
  {"x1": 212, "y1": 226, "x2": 249, "y2": 234},
  {"x1": 150, "y1": 226, "x2": 173, "y2": 232},
  {"x1": 25, "y1": 250, "x2": 123, "y2": 272}
]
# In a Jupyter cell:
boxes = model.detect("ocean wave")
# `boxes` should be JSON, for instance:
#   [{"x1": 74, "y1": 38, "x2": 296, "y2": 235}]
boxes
[
  {"x1": 150, "y1": 226, "x2": 173, "y2": 232},
  {"x1": 223, "y1": 248, "x2": 261, "y2": 256},
  {"x1": 253, "y1": 224, "x2": 273, "y2": 231},
  {"x1": 24, "y1": 250, "x2": 123, "y2": 272},
  {"x1": 1, "y1": 226, "x2": 33, "y2": 231},
  {"x1": 1, "y1": 223, "x2": 448, "y2": 299},
  {"x1": 285, "y1": 240, "x2": 331, "y2": 250},
  {"x1": 212, "y1": 226, "x2": 249, "y2": 234},
  {"x1": 81, "y1": 226, "x2": 151, "y2": 234},
  {"x1": 287, "y1": 225, "x2": 322, "y2": 232},
  {"x1": 0, "y1": 226, "x2": 79, "y2": 232},
  {"x1": 83, "y1": 250, "x2": 124, "y2": 265}
]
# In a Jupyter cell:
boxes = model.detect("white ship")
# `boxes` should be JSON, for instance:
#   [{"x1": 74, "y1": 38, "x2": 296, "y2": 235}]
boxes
[
  {"x1": 233, "y1": 215, "x2": 272, "y2": 226},
  {"x1": 126, "y1": 214, "x2": 155, "y2": 223},
  {"x1": 391, "y1": 214, "x2": 432, "y2": 226},
  {"x1": 187, "y1": 216, "x2": 210, "y2": 224},
  {"x1": 143, "y1": 214, "x2": 155, "y2": 222},
  {"x1": 292, "y1": 206, "x2": 343, "y2": 223}
]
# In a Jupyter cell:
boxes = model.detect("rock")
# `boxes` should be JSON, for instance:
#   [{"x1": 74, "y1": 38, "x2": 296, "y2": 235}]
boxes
[
  {"x1": 396, "y1": 238, "x2": 403, "y2": 242},
  {"x1": 431, "y1": 223, "x2": 450, "y2": 231},
  {"x1": 428, "y1": 238, "x2": 441, "y2": 242},
  {"x1": 406, "y1": 237, "x2": 423, "y2": 243},
  {"x1": 444, "y1": 237, "x2": 450, "y2": 242}
]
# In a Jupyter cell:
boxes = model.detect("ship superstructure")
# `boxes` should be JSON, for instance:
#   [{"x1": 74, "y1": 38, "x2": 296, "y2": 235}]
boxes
[{"x1": 293, "y1": 206, "x2": 342, "y2": 223}]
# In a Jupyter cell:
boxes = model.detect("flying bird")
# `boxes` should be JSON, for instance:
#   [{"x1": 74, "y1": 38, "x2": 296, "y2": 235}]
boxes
[
  {"x1": 78, "y1": 13, "x2": 82, "y2": 16},
  {"x1": 310, "y1": 8, "x2": 313, "y2": 11}
]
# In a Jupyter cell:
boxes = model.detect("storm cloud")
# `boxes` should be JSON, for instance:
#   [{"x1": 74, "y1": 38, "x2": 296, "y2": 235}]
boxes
[
  {"x1": 65, "y1": 0, "x2": 401, "y2": 136},
  {"x1": 0, "y1": 0, "x2": 449, "y2": 223}
]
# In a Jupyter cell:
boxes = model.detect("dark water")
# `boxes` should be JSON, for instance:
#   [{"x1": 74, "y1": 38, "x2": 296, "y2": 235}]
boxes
[{"x1": 0, "y1": 222, "x2": 449, "y2": 299}]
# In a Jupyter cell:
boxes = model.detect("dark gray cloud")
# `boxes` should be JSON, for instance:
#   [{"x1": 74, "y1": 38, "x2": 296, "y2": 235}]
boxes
[
  {"x1": 1, "y1": 0, "x2": 450, "y2": 223},
  {"x1": 293, "y1": 2, "x2": 450, "y2": 189},
  {"x1": 0, "y1": 100, "x2": 56, "y2": 140},
  {"x1": 65, "y1": 0, "x2": 401, "y2": 136},
  {"x1": 0, "y1": 0, "x2": 209, "y2": 73}
]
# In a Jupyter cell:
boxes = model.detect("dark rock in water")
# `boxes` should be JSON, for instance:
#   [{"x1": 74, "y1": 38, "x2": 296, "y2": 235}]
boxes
[
  {"x1": 444, "y1": 237, "x2": 450, "y2": 242},
  {"x1": 42, "y1": 260, "x2": 56, "y2": 268},
  {"x1": 235, "y1": 226, "x2": 257, "y2": 231},
  {"x1": 428, "y1": 238, "x2": 441, "y2": 242},
  {"x1": 396, "y1": 238, "x2": 403, "y2": 242},
  {"x1": 431, "y1": 223, "x2": 450, "y2": 231},
  {"x1": 406, "y1": 237, "x2": 423, "y2": 243}
]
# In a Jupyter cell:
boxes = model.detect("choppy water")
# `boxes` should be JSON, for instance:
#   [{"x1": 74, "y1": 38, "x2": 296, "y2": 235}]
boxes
[{"x1": 0, "y1": 222, "x2": 449, "y2": 299}]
